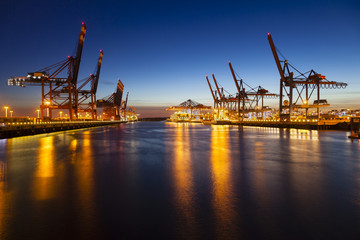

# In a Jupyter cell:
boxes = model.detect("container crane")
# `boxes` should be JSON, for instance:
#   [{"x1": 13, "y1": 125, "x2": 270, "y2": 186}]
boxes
[
  {"x1": 77, "y1": 50, "x2": 103, "y2": 120},
  {"x1": 210, "y1": 73, "x2": 241, "y2": 119},
  {"x1": 228, "y1": 61, "x2": 278, "y2": 120},
  {"x1": 8, "y1": 23, "x2": 87, "y2": 120},
  {"x1": 229, "y1": 61, "x2": 246, "y2": 119},
  {"x1": 267, "y1": 33, "x2": 347, "y2": 121},
  {"x1": 97, "y1": 79, "x2": 125, "y2": 120}
]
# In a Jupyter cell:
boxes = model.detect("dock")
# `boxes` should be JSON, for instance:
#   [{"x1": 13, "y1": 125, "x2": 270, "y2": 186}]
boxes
[
  {"x1": 237, "y1": 119, "x2": 350, "y2": 130},
  {"x1": 0, "y1": 120, "x2": 125, "y2": 139}
]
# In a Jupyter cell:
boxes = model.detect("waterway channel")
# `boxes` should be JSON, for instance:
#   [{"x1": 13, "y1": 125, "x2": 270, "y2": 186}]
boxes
[{"x1": 0, "y1": 121, "x2": 359, "y2": 239}]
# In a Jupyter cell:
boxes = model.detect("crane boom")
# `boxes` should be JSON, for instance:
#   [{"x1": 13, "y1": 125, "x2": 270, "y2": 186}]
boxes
[
  {"x1": 72, "y1": 22, "x2": 87, "y2": 85},
  {"x1": 267, "y1": 33, "x2": 286, "y2": 83},
  {"x1": 228, "y1": 61, "x2": 242, "y2": 94},
  {"x1": 93, "y1": 50, "x2": 103, "y2": 94},
  {"x1": 212, "y1": 74, "x2": 224, "y2": 101},
  {"x1": 268, "y1": 33, "x2": 288, "y2": 118},
  {"x1": 115, "y1": 79, "x2": 124, "y2": 106},
  {"x1": 206, "y1": 76, "x2": 217, "y2": 102},
  {"x1": 124, "y1": 92, "x2": 129, "y2": 109}
]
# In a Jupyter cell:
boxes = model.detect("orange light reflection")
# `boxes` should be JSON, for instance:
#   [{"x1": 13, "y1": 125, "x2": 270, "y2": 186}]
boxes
[
  {"x1": 173, "y1": 123, "x2": 196, "y2": 237},
  {"x1": 76, "y1": 131, "x2": 96, "y2": 238},
  {"x1": 34, "y1": 136, "x2": 55, "y2": 200},
  {"x1": 210, "y1": 125, "x2": 237, "y2": 238}
]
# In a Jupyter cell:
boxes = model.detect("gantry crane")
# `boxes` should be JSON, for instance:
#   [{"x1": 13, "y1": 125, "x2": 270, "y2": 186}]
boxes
[
  {"x1": 166, "y1": 99, "x2": 211, "y2": 121},
  {"x1": 267, "y1": 33, "x2": 347, "y2": 121},
  {"x1": 206, "y1": 62, "x2": 278, "y2": 121},
  {"x1": 205, "y1": 73, "x2": 241, "y2": 120},
  {"x1": 229, "y1": 62, "x2": 246, "y2": 119},
  {"x1": 77, "y1": 50, "x2": 103, "y2": 120},
  {"x1": 8, "y1": 23, "x2": 87, "y2": 120},
  {"x1": 97, "y1": 79, "x2": 125, "y2": 120},
  {"x1": 212, "y1": 74, "x2": 239, "y2": 112},
  {"x1": 229, "y1": 61, "x2": 278, "y2": 120}
]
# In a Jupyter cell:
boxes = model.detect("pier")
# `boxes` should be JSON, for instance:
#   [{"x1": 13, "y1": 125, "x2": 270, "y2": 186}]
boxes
[
  {"x1": 0, "y1": 120, "x2": 125, "y2": 139},
  {"x1": 236, "y1": 119, "x2": 350, "y2": 130}
]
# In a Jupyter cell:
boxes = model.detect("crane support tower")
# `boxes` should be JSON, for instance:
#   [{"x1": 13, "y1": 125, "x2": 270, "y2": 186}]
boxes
[
  {"x1": 267, "y1": 33, "x2": 347, "y2": 121},
  {"x1": 77, "y1": 50, "x2": 103, "y2": 120},
  {"x1": 8, "y1": 23, "x2": 87, "y2": 120}
]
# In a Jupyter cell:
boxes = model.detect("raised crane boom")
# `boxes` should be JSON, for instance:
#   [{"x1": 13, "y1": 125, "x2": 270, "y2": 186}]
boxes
[
  {"x1": 7, "y1": 22, "x2": 88, "y2": 121},
  {"x1": 228, "y1": 61, "x2": 246, "y2": 119},
  {"x1": 206, "y1": 76, "x2": 217, "y2": 102},
  {"x1": 77, "y1": 49, "x2": 103, "y2": 120},
  {"x1": 267, "y1": 33, "x2": 347, "y2": 121},
  {"x1": 93, "y1": 50, "x2": 103, "y2": 94},
  {"x1": 267, "y1": 33, "x2": 288, "y2": 117},
  {"x1": 212, "y1": 74, "x2": 225, "y2": 101},
  {"x1": 124, "y1": 92, "x2": 129, "y2": 109},
  {"x1": 115, "y1": 79, "x2": 124, "y2": 107},
  {"x1": 229, "y1": 61, "x2": 242, "y2": 95},
  {"x1": 72, "y1": 22, "x2": 87, "y2": 85},
  {"x1": 267, "y1": 33, "x2": 286, "y2": 84}
]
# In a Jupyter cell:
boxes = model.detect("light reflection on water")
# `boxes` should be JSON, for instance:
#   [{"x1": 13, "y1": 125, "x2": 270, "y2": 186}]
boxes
[
  {"x1": 172, "y1": 123, "x2": 197, "y2": 238},
  {"x1": 34, "y1": 136, "x2": 55, "y2": 200},
  {"x1": 210, "y1": 125, "x2": 238, "y2": 239},
  {"x1": 0, "y1": 122, "x2": 359, "y2": 239},
  {"x1": 76, "y1": 131, "x2": 96, "y2": 238}
]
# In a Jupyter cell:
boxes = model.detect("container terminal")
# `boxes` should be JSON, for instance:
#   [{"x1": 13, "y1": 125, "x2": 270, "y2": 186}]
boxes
[
  {"x1": 2, "y1": 23, "x2": 137, "y2": 139},
  {"x1": 167, "y1": 33, "x2": 358, "y2": 135},
  {"x1": 2, "y1": 24, "x2": 358, "y2": 138}
]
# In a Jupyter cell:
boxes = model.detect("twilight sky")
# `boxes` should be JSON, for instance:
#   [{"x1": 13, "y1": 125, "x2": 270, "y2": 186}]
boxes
[{"x1": 0, "y1": 0, "x2": 359, "y2": 117}]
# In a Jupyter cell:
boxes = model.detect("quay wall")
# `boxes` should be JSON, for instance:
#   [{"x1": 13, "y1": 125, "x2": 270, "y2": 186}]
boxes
[
  {"x1": 0, "y1": 121, "x2": 124, "y2": 139},
  {"x1": 236, "y1": 121, "x2": 350, "y2": 130}
]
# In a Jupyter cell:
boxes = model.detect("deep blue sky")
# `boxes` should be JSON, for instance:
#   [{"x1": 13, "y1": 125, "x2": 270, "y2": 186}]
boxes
[{"x1": 1, "y1": 0, "x2": 359, "y2": 117}]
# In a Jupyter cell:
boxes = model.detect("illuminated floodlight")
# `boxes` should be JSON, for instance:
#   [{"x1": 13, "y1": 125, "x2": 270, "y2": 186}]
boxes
[{"x1": 4, "y1": 106, "x2": 9, "y2": 118}]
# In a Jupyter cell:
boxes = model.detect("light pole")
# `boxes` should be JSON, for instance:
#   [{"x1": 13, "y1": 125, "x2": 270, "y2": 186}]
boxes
[
  {"x1": 36, "y1": 109, "x2": 40, "y2": 118},
  {"x1": 4, "y1": 106, "x2": 8, "y2": 118},
  {"x1": 10, "y1": 110, "x2": 13, "y2": 118},
  {"x1": 59, "y1": 111, "x2": 63, "y2": 119},
  {"x1": 45, "y1": 101, "x2": 50, "y2": 117}
]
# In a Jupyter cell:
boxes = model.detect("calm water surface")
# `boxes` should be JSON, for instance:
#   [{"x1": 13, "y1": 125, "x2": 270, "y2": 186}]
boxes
[{"x1": 0, "y1": 122, "x2": 360, "y2": 239}]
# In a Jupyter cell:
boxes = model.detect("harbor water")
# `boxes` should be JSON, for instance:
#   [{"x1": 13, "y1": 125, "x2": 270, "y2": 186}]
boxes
[{"x1": 0, "y1": 121, "x2": 359, "y2": 239}]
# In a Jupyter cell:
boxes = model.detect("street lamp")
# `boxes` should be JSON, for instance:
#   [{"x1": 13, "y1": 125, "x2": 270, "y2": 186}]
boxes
[
  {"x1": 10, "y1": 110, "x2": 13, "y2": 118},
  {"x1": 59, "y1": 111, "x2": 63, "y2": 118},
  {"x1": 4, "y1": 106, "x2": 8, "y2": 118},
  {"x1": 36, "y1": 109, "x2": 40, "y2": 118},
  {"x1": 45, "y1": 101, "x2": 50, "y2": 117}
]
